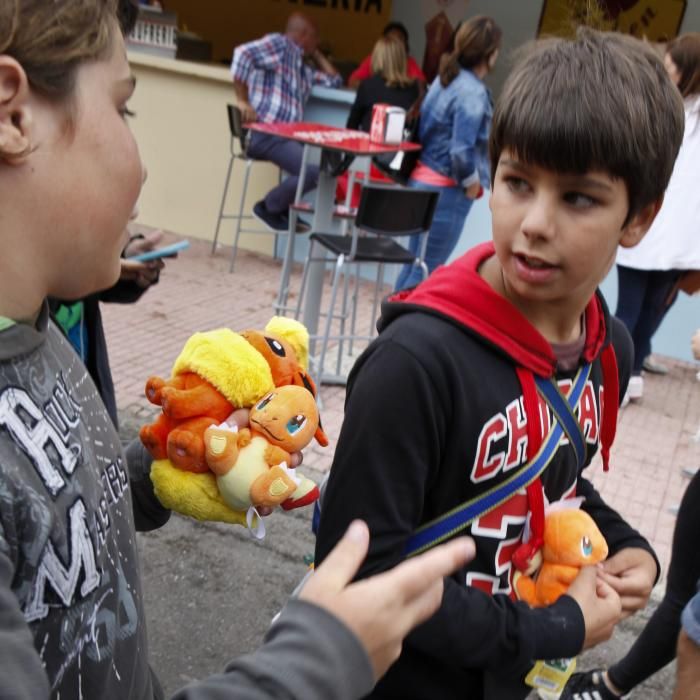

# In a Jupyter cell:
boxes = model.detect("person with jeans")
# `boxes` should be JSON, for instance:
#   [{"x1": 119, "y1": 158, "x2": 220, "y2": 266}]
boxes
[
  {"x1": 231, "y1": 13, "x2": 341, "y2": 232},
  {"x1": 615, "y1": 33, "x2": 700, "y2": 401},
  {"x1": 394, "y1": 16, "x2": 501, "y2": 292},
  {"x1": 561, "y1": 470, "x2": 700, "y2": 699}
]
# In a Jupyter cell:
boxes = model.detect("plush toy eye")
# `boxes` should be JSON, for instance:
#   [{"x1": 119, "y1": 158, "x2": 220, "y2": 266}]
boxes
[
  {"x1": 581, "y1": 536, "x2": 593, "y2": 557},
  {"x1": 256, "y1": 393, "x2": 275, "y2": 410},
  {"x1": 286, "y1": 414, "x2": 307, "y2": 435},
  {"x1": 265, "y1": 337, "x2": 286, "y2": 357}
]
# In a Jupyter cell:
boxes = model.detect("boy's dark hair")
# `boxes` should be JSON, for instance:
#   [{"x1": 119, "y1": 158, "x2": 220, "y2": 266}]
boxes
[
  {"x1": 117, "y1": 0, "x2": 139, "y2": 36},
  {"x1": 490, "y1": 29, "x2": 685, "y2": 223}
]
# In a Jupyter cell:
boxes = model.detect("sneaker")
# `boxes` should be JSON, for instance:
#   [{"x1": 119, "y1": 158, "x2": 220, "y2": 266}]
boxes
[
  {"x1": 642, "y1": 356, "x2": 668, "y2": 374},
  {"x1": 627, "y1": 375, "x2": 643, "y2": 402},
  {"x1": 561, "y1": 669, "x2": 625, "y2": 700}
]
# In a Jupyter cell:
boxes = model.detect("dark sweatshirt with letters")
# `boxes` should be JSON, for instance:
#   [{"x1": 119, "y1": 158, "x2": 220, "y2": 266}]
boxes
[{"x1": 315, "y1": 243, "x2": 658, "y2": 700}]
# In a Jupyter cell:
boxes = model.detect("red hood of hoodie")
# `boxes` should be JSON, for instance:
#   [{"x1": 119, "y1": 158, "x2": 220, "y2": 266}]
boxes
[{"x1": 384, "y1": 242, "x2": 611, "y2": 377}]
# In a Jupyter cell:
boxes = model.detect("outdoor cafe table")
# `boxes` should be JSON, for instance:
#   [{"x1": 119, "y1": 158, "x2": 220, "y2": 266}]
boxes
[{"x1": 247, "y1": 121, "x2": 421, "y2": 361}]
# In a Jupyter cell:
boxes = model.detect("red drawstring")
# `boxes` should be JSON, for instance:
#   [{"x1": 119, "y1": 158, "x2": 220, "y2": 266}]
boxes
[
  {"x1": 512, "y1": 367, "x2": 545, "y2": 573},
  {"x1": 598, "y1": 344, "x2": 619, "y2": 472}
]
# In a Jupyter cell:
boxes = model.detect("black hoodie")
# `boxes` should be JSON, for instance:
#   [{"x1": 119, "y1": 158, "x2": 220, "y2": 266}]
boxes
[{"x1": 315, "y1": 243, "x2": 658, "y2": 700}]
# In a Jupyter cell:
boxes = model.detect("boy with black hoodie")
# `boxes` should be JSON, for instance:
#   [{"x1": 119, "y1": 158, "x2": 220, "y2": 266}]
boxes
[{"x1": 315, "y1": 29, "x2": 686, "y2": 700}]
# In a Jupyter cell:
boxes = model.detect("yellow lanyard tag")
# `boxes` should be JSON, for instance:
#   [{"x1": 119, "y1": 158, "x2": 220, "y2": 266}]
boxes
[{"x1": 525, "y1": 657, "x2": 577, "y2": 696}]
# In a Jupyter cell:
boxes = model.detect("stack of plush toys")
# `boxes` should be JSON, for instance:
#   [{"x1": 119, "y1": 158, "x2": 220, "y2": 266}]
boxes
[{"x1": 139, "y1": 317, "x2": 328, "y2": 537}]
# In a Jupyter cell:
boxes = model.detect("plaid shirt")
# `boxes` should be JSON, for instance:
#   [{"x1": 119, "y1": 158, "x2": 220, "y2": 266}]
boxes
[{"x1": 231, "y1": 33, "x2": 341, "y2": 123}]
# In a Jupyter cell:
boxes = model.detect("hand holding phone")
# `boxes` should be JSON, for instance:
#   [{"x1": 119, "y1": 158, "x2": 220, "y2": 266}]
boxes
[{"x1": 127, "y1": 239, "x2": 190, "y2": 262}]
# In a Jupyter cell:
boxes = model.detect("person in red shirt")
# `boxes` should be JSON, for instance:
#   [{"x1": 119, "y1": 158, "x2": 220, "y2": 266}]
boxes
[{"x1": 348, "y1": 22, "x2": 426, "y2": 89}]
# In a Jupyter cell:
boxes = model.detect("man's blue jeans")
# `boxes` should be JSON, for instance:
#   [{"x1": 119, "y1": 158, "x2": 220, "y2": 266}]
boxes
[
  {"x1": 394, "y1": 180, "x2": 474, "y2": 292},
  {"x1": 247, "y1": 132, "x2": 320, "y2": 215}
]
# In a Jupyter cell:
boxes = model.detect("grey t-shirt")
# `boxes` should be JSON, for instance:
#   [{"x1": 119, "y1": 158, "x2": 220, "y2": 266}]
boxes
[
  {"x1": 0, "y1": 305, "x2": 154, "y2": 698},
  {"x1": 0, "y1": 305, "x2": 374, "y2": 700}
]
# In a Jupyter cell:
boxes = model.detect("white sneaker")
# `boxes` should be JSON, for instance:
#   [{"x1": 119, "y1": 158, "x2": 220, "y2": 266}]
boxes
[{"x1": 627, "y1": 375, "x2": 643, "y2": 402}]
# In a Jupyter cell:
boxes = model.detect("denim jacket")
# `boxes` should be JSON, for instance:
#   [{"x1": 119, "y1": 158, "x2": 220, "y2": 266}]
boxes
[{"x1": 418, "y1": 70, "x2": 493, "y2": 188}]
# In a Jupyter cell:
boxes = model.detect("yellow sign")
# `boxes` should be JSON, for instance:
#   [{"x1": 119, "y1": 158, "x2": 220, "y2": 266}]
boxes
[
  {"x1": 538, "y1": 0, "x2": 687, "y2": 42},
  {"x1": 167, "y1": 0, "x2": 393, "y2": 65}
]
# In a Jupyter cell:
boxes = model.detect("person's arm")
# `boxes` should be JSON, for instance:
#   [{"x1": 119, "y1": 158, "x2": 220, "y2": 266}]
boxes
[
  {"x1": 309, "y1": 50, "x2": 342, "y2": 88},
  {"x1": 232, "y1": 80, "x2": 257, "y2": 123},
  {"x1": 231, "y1": 34, "x2": 283, "y2": 121},
  {"x1": 674, "y1": 589, "x2": 700, "y2": 700},
  {"x1": 100, "y1": 231, "x2": 166, "y2": 304},
  {"x1": 0, "y1": 531, "x2": 51, "y2": 698},
  {"x1": 314, "y1": 338, "x2": 591, "y2": 677},
  {"x1": 171, "y1": 522, "x2": 473, "y2": 700},
  {"x1": 347, "y1": 56, "x2": 372, "y2": 88},
  {"x1": 578, "y1": 477, "x2": 660, "y2": 615},
  {"x1": 450, "y1": 88, "x2": 488, "y2": 197},
  {"x1": 124, "y1": 439, "x2": 171, "y2": 532}
]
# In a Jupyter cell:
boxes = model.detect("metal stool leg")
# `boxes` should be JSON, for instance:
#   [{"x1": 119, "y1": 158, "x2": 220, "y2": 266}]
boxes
[
  {"x1": 369, "y1": 263, "x2": 385, "y2": 336},
  {"x1": 212, "y1": 154, "x2": 235, "y2": 254},
  {"x1": 318, "y1": 255, "x2": 345, "y2": 382},
  {"x1": 295, "y1": 238, "x2": 315, "y2": 320},
  {"x1": 348, "y1": 262, "x2": 361, "y2": 357},
  {"x1": 335, "y1": 263, "x2": 353, "y2": 376},
  {"x1": 230, "y1": 159, "x2": 253, "y2": 273}
]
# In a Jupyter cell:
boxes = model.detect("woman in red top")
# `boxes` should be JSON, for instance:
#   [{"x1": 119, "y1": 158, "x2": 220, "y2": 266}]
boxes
[{"x1": 348, "y1": 22, "x2": 426, "y2": 89}]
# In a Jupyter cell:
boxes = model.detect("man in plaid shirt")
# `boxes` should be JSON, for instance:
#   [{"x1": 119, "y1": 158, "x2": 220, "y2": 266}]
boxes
[{"x1": 232, "y1": 12, "x2": 341, "y2": 231}]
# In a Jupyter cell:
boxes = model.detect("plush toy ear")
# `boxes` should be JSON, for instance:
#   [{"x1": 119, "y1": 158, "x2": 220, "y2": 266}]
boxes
[{"x1": 265, "y1": 316, "x2": 309, "y2": 371}]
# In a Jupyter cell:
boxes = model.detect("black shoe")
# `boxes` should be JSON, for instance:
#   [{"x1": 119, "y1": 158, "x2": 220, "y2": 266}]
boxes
[
  {"x1": 253, "y1": 201, "x2": 310, "y2": 233},
  {"x1": 253, "y1": 201, "x2": 289, "y2": 232},
  {"x1": 561, "y1": 670, "x2": 625, "y2": 700}
]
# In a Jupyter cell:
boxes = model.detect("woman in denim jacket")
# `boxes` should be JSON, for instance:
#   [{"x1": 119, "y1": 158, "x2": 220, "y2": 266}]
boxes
[{"x1": 395, "y1": 16, "x2": 501, "y2": 291}]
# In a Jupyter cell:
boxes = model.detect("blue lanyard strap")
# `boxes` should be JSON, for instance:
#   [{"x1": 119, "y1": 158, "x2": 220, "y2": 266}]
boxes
[{"x1": 404, "y1": 363, "x2": 592, "y2": 558}]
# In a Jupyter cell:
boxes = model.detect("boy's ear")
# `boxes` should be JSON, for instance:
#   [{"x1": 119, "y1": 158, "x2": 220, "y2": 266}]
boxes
[
  {"x1": 619, "y1": 197, "x2": 663, "y2": 249},
  {"x1": 0, "y1": 56, "x2": 32, "y2": 164}
]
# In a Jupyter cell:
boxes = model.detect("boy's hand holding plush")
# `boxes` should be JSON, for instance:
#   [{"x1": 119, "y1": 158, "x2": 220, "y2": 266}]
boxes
[{"x1": 598, "y1": 547, "x2": 658, "y2": 618}]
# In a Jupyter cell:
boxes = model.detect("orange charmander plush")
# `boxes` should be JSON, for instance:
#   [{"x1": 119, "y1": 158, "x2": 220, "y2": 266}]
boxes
[
  {"x1": 204, "y1": 385, "x2": 322, "y2": 513},
  {"x1": 513, "y1": 507, "x2": 608, "y2": 607}
]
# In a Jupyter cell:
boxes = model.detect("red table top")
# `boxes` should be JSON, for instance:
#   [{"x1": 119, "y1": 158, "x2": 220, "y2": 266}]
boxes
[{"x1": 247, "y1": 121, "x2": 421, "y2": 155}]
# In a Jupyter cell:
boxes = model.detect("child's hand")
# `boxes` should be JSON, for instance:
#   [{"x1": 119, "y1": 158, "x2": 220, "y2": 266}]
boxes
[
  {"x1": 300, "y1": 521, "x2": 475, "y2": 681},
  {"x1": 122, "y1": 230, "x2": 166, "y2": 288},
  {"x1": 598, "y1": 547, "x2": 657, "y2": 617},
  {"x1": 567, "y1": 565, "x2": 622, "y2": 649}
]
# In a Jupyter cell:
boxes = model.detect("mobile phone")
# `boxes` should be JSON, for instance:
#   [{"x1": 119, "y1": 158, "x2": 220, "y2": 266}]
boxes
[{"x1": 128, "y1": 239, "x2": 190, "y2": 262}]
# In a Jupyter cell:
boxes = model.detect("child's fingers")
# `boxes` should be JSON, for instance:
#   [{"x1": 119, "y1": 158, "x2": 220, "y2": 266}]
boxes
[
  {"x1": 304, "y1": 520, "x2": 370, "y2": 594},
  {"x1": 595, "y1": 575, "x2": 620, "y2": 600},
  {"x1": 384, "y1": 537, "x2": 475, "y2": 605}
]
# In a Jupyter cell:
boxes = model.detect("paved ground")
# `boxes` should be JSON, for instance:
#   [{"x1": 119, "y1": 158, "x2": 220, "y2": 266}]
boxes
[{"x1": 107, "y1": 233, "x2": 699, "y2": 697}]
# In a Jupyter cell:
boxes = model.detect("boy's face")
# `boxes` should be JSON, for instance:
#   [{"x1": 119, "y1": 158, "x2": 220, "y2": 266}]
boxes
[
  {"x1": 30, "y1": 28, "x2": 144, "y2": 300},
  {"x1": 489, "y1": 150, "x2": 654, "y2": 323}
]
